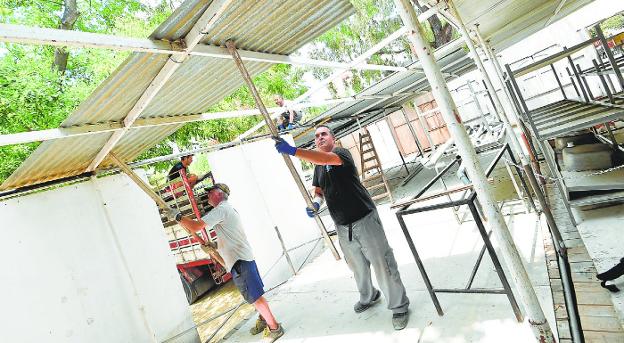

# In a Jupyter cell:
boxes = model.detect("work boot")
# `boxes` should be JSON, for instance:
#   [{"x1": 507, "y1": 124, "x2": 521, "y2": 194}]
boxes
[
  {"x1": 262, "y1": 323, "x2": 284, "y2": 343},
  {"x1": 392, "y1": 311, "x2": 409, "y2": 330},
  {"x1": 392, "y1": 312, "x2": 409, "y2": 330},
  {"x1": 249, "y1": 315, "x2": 267, "y2": 335},
  {"x1": 597, "y1": 258, "x2": 624, "y2": 281},
  {"x1": 353, "y1": 289, "x2": 381, "y2": 313}
]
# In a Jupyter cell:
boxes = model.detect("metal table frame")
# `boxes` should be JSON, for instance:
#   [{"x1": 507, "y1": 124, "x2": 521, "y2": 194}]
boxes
[{"x1": 394, "y1": 145, "x2": 531, "y2": 321}]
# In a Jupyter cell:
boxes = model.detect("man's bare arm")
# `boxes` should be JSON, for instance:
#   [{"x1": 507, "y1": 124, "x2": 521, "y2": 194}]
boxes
[
  {"x1": 178, "y1": 217, "x2": 224, "y2": 265},
  {"x1": 295, "y1": 149, "x2": 342, "y2": 166},
  {"x1": 178, "y1": 217, "x2": 208, "y2": 244}
]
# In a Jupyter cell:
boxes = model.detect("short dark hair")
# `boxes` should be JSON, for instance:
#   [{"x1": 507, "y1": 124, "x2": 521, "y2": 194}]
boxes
[
  {"x1": 181, "y1": 154, "x2": 193, "y2": 160},
  {"x1": 315, "y1": 124, "x2": 335, "y2": 137}
]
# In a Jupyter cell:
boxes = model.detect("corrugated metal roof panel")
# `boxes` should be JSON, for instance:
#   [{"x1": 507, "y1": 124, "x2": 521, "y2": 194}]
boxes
[
  {"x1": 295, "y1": 44, "x2": 476, "y2": 147},
  {"x1": 448, "y1": 0, "x2": 593, "y2": 50},
  {"x1": 1, "y1": 0, "x2": 354, "y2": 191}
]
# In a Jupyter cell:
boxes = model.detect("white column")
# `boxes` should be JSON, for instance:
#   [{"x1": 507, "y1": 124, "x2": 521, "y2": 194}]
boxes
[{"x1": 393, "y1": 1, "x2": 556, "y2": 341}]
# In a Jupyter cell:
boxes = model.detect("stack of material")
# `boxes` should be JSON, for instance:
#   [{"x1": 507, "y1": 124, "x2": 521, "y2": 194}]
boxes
[{"x1": 554, "y1": 132, "x2": 624, "y2": 208}]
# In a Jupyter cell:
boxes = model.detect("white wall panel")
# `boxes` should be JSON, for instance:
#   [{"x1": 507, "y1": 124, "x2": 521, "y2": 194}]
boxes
[
  {"x1": 0, "y1": 173, "x2": 199, "y2": 343},
  {"x1": 207, "y1": 137, "x2": 323, "y2": 289}
]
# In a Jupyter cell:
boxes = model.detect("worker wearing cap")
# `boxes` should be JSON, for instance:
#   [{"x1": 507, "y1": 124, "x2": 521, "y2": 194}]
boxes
[
  {"x1": 273, "y1": 125, "x2": 410, "y2": 330},
  {"x1": 171, "y1": 183, "x2": 284, "y2": 342}
]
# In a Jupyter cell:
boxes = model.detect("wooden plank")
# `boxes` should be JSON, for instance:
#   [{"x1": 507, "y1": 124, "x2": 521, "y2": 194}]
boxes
[
  {"x1": 583, "y1": 330, "x2": 624, "y2": 342},
  {"x1": 568, "y1": 261, "x2": 597, "y2": 274},
  {"x1": 575, "y1": 290, "x2": 615, "y2": 306},
  {"x1": 577, "y1": 305, "x2": 621, "y2": 318},
  {"x1": 557, "y1": 320, "x2": 572, "y2": 339},
  {"x1": 109, "y1": 152, "x2": 168, "y2": 210}
]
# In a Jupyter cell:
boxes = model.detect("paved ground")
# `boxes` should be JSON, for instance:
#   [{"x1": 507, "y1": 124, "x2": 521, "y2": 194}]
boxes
[
  {"x1": 209, "y1": 148, "x2": 559, "y2": 342},
  {"x1": 218, "y1": 199, "x2": 554, "y2": 342}
]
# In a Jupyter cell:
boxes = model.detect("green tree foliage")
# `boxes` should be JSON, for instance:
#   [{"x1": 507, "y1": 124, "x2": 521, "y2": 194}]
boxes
[
  {"x1": 306, "y1": 0, "x2": 454, "y2": 96},
  {"x1": 0, "y1": 0, "x2": 304, "y2": 184},
  {"x1": 0, "y1": 0, "x2": 452, "y2": 186},
  {"x1": 0, "y1": 0, "x2": 159, "y2": 182}
]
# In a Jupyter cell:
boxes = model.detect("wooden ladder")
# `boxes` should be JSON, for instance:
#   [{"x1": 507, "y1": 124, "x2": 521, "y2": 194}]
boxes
[{"x1": 359, "y1": 130, "x2": 393, "y2": 202}]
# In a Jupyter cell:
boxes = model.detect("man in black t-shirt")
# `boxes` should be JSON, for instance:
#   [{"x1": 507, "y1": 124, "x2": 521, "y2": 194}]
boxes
[
  {"x1": 168, "y1": 155, "x2": 199, "y2": 188},
  {"x1": 274, "y1": 125, "x2": 410, "y2": 330}
]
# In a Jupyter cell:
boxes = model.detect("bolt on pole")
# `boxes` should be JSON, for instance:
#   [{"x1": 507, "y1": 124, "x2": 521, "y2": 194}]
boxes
[
  {"x1": 225, "y1": 40, "x2": 340, "y2": 260},
  {"x1": 393, "y1": 0, "x2": 556, "y2": 341}
]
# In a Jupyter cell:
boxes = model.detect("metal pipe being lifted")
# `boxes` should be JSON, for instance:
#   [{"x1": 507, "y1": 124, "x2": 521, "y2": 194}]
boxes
[
  {"x1": 394, "y1": 1, "x2": 556, "y2": 341},
  {"x1": 237, "y1": 27, "x2": 410, "y2": 140},
  {"x1": 225, "y1": 40, "x2": 341, "y2": 261}
]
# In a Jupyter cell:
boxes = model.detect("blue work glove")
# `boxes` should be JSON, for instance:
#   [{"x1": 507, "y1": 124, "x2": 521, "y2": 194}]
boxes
[
  {"x1": 286, "y1": 123, "x2": 294, "y2": 130},
  {"x1": 167, "y1": 208, "x2": 183, "y2": 222},
  {"x1": 305, "y1": 202, "x2": 320, "y2": 218},
  {"x1": 274, "y1": 137, "x2": 297, "y2": 156}
]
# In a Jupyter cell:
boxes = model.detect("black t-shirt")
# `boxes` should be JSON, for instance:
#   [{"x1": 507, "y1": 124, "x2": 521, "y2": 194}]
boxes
[
  {"x1": 168, "y1": 162, "x2": 186, "y2": 181},
  {"x1": 280, "y1": 110, "x2": 301, "y2": 123},
  {"x1": 312, "y1": 147, "x2": 375, "y2": 225}
]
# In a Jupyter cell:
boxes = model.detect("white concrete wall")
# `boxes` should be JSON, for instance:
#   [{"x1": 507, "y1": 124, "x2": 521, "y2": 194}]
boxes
[
  {"x1": 0, "y1": 173, "x2": 199, "y2": 343},
  {"x1": 207, "y1": 137, "x2": 323, "y2": 289}
]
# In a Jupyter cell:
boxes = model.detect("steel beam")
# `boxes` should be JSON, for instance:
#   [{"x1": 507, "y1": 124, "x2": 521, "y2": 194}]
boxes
[
  {"x1": 0, "y1": 23, "x2": 405, "y2": 72},
  {"x1": 86, "y1": 0, "x2": 234, "y2": 172}
]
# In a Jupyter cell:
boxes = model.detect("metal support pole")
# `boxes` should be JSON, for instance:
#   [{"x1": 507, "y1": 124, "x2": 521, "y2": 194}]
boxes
[
  {"x1": 595, "y1": 50, "x2": 617, "y2": 94},
  {"x1": 396, "y1": 213, "x2": 443, "y2": 315},
  {"x1": 567, "y1": 55, "x2": 590, "y2": 102},
  {"x1": 225, "y1": 40, "x2": 340, "y2": 260},
  {"x1": 506, "y1": 63, "x2": 579, "y2": 229},
  {"x1": 593, "y1": 59, "x2": 615, "y2": 103},
  {"x1": 461, "y1": 9, "x2": 565, "y2": 250},
  {"x1": 566, "y1": 67, "x2": 582, "y2": 98},
  {"x1": 550, "y1": 64, "x2": 567, "y2": 99},
  {"x1": 595, "y1": 24, "x2": 624, "y2": 89},
  {"x1": 592, "y1": 59, "x2": 619, "y2": 149},
  {"x1": 577, "y1": 63, "x2": 595, "y2": 100},
  {"x1": 481, "y1": 79, "x2": 498, "y2": 118},
  {"x1": 466, "y1": 80, "x2": 490, "y2": 130},
  {"x1": 395, "y1": 1, "x2": 556, "y2": 340},
  {"x1": 401, "y1": 105, "x2": 425, "y2": 156},
  {"x1": 274, "y1": 226, "x2": 297, "y2": 276},
  {"x1": 467, "y1": 200, "x2": 523, "y2": 322}
]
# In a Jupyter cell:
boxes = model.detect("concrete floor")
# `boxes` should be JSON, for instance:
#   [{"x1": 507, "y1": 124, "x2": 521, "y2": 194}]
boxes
[
  {"x1": 216, "y1": 148, "x2": 559, "y2": 342},
  {"x1": 574, "y1": 204, "x2": 624, "y2": 326}
]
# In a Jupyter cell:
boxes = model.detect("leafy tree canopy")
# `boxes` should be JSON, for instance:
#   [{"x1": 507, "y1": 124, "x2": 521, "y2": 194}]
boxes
[{"x1": 0, "y1": 0, "x2": 449, "y2": 186}]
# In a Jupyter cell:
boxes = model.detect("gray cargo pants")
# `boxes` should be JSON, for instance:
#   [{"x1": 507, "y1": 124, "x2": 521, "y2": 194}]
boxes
[{"x1": 336, "y1": 209, "x2": 409, "y2": 314}]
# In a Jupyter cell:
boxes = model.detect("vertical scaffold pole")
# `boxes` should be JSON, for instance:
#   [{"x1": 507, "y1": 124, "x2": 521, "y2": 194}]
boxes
[{"x1": 394, "y1": 1, "x2": 556, "y2": 341}]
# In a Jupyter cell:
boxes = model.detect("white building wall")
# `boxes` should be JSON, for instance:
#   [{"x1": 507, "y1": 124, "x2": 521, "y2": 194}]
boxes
[
  {"x1": 207, "y1": 137, "x2": 323, "y2": 289},
  {"x1": 0, "y1": 173, "x2": 199, "y2": 343}
]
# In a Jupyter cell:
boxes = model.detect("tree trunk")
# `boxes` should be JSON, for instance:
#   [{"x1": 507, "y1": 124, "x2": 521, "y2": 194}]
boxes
[
  {"x1": 413, "y1": 1, "x2": 453, "y2": 48},
  {"x1": 53, "y1": 0, "x2": 79, "y2": 73}
]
